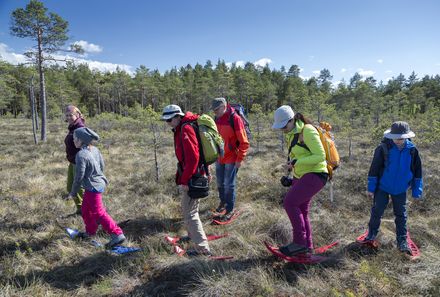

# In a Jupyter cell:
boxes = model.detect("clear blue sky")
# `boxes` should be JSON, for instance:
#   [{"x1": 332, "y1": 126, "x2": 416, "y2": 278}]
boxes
[{"x1": 1, "y1": 0, "x2": 439, "y2": 83}]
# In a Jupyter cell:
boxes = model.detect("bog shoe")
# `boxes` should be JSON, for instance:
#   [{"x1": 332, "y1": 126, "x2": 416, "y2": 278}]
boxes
[
  {"x1": 279, "y1": 242, "x2": 309, "y2": 256},
  {"x1": 105, "y1": 233, "x2": 126, "y2": 249}
]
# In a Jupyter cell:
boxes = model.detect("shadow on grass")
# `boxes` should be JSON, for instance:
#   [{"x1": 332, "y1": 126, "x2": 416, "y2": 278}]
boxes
[
  {"x1": 128, "y1": 253, "x2": 343, "y2": 297},
  {"x1": 0, "y1": 235, "x2": 66, "y2": 257},
  {"x1": 9, "y1": 252, "x2": 135, "y2": 290},
  {"x1": 343, "y1": 241, "x2": 380, "y2": 259},
  {"x1": 118, "y1": 216, "x2": 182, "y2": 241}
]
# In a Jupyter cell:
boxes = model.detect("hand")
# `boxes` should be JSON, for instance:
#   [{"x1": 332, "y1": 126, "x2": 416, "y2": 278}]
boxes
[
  {"x1": 282, "y1": 162, "x2": 293, "y2": 171},
  {"x1": 235, "y1": 161, "x2": 242, "y2": 169},
  {"x1": 207, "y1": 175, "x2": 212, "y2": 183},
  {"x1": 366, "y1": 191, "x2": 374, "y2": 198},
  {"x1": 179, "y1": 185, "x2": 189, "y2": 192},
  {"x1": 64, "y1": 194, "x2": 73, "y2": 200}
]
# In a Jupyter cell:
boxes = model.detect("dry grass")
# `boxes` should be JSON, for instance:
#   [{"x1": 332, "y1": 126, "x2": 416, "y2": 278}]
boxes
[{"x1": 1, "y1": 117, "x2": 439, "y2": 297}]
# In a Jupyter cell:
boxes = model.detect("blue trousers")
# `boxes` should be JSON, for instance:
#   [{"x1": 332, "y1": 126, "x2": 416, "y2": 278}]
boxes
[
  {"x1": 215, "y1": 162, "x2": 239, "y2": 212},
  {"x1": 368, "y1": 188, "x2": 408, "y2": 243}
]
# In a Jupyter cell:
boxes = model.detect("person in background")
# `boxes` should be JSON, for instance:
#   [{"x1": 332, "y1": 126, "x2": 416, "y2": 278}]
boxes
[
  {"x1": 364, "y1": 121, "x2": 423, "y2": 254},
  {"x1": 64, "y1": 105, "x2": 85, "y2": 215},
  {"x1": 211, "y1": 97, "x2": 249, "y2": 221},
  {"x1": 272, "y1": 105, "x2": 328, "y2": 256},
  {"x1": 161, "y1": 104, "x2": 211, "y2": 256},
  {"x1": 67, "y1": 127, "x2": 126, "y2": 249}
]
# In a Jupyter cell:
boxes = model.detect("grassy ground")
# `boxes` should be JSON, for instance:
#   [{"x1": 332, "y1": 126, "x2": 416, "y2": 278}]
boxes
[{"x1": 0, "y1": 117, "x2": 439, "y2": 297}]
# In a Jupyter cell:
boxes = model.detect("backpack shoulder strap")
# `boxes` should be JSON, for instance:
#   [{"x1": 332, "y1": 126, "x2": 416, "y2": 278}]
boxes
[
  {"x1": 410, "y1": 147, "x2": 416, "y2": 175},
  {"x1": 287, "y1": 133, "x2": 299, "y2": 161},
  {"x1": 380, "y1": 142, "x2": 388, "y2": 166}
]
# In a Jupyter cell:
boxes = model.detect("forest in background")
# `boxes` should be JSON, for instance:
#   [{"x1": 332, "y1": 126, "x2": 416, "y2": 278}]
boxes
[{"x1": 1, "y1": 59, "x2": 440, "y2": 144}]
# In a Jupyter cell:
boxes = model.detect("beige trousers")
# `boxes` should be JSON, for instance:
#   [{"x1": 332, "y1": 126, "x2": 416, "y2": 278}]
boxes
[{"x1": 180, "y1": 189, "x2": 210, "y2": 252}]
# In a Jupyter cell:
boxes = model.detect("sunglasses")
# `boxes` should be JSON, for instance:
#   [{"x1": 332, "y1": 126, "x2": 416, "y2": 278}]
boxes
[{"x1": 166, "y1": 117, "x2": 174, "y2": 123}]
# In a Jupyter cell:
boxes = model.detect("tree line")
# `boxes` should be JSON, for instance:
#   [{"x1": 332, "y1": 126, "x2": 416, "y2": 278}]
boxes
[{"x1": 2, "y1": 59, "x2": 440, "y2": 121}]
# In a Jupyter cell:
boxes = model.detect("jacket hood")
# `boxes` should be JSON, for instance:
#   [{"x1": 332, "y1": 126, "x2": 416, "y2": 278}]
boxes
[
  {"x1": 181, "y1": 112, "x2": 199, "y2": 123},
  {"x1": 68, "y1": 117, "x2": 85, "y2": 132}
]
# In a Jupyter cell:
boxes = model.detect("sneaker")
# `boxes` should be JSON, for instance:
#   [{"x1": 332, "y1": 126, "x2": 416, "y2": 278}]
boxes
[
  {"x1": 215, "y1": 202, "x2": 226, "y2": 213},
  {"x1": 279, "y1": 242, "x2": 309, "y2": 257},
  {"x1": 186, "y1": 249, "x2": 212, "y2": 257},
  {"x1": 105, "y1": 233, "x2": 126, "y2": 249},
  {"x1": 363, "y1": 232, "x2": 376, "y2": 242},
  {"x1": 217, "y1": 210, "x2": 235, "y2": 222},
  {"x1": 398, "y1": 241, "x2": 412, "y2": 255}
]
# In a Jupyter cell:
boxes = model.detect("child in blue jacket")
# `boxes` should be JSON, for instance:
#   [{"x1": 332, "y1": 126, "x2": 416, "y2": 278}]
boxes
[{"x1": 364, "y1": 121, "x2": 423, "y2": 253}]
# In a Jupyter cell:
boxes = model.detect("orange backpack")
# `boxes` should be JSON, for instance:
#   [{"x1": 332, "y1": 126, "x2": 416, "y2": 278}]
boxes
[
  {"x1": 315, "y1": 122, "x2": 340, "y2": 179},
  {"x1": 298, "y1": 122, "x2": 340, "y2": 179}
]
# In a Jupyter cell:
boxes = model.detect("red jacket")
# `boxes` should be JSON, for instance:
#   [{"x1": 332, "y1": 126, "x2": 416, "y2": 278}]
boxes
[
  {"x1": 215, "y1": 104, "x2": 250, "y2": 164},
  {"x1": 174, "y1": 112, "x2": 204, "y2": 185}
]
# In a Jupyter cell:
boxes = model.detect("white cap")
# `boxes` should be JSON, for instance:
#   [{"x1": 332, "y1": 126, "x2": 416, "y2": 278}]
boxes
[
  {"x1": 161, "y1": 104, "x2": 185, "y2": 120},
  {"x1": 272, "y1": 105, "x2": 295, "y2": 129}
]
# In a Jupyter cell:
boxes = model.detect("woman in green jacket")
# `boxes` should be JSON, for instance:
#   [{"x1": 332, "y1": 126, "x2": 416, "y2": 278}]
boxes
[{"x1": 272, "y1": 105, "x2": 328, "y2": 256}]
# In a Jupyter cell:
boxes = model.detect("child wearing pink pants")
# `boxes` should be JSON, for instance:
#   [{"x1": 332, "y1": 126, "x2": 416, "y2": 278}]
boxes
[{"x1": 67, "y1": 127, "x2": 125, "y2": 248}]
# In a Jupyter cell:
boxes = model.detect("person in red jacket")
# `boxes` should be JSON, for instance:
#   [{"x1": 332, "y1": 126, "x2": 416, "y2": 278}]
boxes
[
  {"x1": 211, "y1": 98, "x2": 250, "y2": 221},
  {"x1": 161, "y1": 104, "x2": 211, "y2": 256}
]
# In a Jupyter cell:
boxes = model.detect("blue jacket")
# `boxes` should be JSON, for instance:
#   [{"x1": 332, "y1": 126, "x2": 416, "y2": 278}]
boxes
[{"x1": 367, "y1": 139, "x2": 423, "y2": 198}]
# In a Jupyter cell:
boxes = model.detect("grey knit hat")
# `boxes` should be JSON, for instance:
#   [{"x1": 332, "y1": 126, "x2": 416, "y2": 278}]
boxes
[{"x1": 74, "y1": 127, "x2": 100, "y2": 145}]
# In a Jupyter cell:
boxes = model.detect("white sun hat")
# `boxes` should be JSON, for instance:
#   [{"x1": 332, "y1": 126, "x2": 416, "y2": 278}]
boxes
[
  {"x1": 272, "y1": 105, "x2": 295, "y2": 129},
  {"x1": 161, "y1": 104, "x2": 185, "y2": 120}
]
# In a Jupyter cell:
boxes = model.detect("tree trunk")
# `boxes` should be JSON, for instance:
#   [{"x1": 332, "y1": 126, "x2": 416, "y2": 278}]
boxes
[
  {"x1": 151, "y1": 123, "x2": 160, "y2": 182},
  {"x1": 29, "y1": 76, "x2": 38, "y2": 145},
  {"x1": 37, "y1": 29, "x2": 47, "y2": 142},
  {"x1": 97, "y1": 85, "x2": 101, "y2": 114}
]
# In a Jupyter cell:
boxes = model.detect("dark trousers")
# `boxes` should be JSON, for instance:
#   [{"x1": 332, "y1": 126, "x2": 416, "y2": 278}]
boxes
[{"x1": 368, "y1": 188, "x2": 407, "y2": 243}]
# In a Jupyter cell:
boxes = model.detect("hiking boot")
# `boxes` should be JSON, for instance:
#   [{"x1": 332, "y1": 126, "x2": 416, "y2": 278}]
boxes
[
  {"x1": 215, "y1": 202, "x2": 226, "y2": 213},
  {"x1": 279, "y1": 242, "x2": 309, "y2": 257},
  {"x1": 363, "y1": 232, "x2": 376, "y2": 242},
  {"x1": 105, "y1": 233, "x2": 126, "y2": 249},
  {"x1": 398, "y1": 241, "x2": 412, "y2": 255},
  {"x1": 217, "y1": 210, "x2": 235, "y2": 222},
  {"x1": 186, "y1": 249, "x2": 212, "y2": 257}
]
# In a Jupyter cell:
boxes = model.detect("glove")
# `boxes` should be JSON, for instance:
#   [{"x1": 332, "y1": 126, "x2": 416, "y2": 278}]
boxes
[{"x1": 280, "y1": 176, "x2": 293, "y2": 187}]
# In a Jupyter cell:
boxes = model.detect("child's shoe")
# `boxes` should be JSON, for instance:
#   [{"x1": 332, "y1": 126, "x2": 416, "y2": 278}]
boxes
[
  {"x1": 105, "y1": 233, "x2": 126, "y2": 249},
  {"x1": 398, "y1": 241, "x2": 412, "y2": 255}
]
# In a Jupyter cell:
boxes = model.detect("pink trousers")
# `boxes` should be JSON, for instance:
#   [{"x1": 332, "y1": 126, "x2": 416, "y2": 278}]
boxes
[{"x1": 82, "y1": 191, "x2": 123, "y2": 236}]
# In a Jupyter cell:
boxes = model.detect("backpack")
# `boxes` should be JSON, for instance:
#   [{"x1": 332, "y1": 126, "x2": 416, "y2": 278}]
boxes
[
  {"x1": 229, "y1": 103, "x2": 252, "y2": 140},
  {"x1": 181, "y1": 114, "x2": 224, "y2": 168},
  {"x1": 289, "y1": 122, "x2": 340, "y2": 180}
]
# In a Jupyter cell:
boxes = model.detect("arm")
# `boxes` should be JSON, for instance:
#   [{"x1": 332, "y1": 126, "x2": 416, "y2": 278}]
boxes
[
  {"x1": 179, "y1": 124, "x2": 200, "y2": 185},
  {"x1": 294, "y1": 126, "x2": 326, "y2": 166},
  {"x1": 411, "y1": 148, "x2": 423, "y2": 198},
  {"x1": 70, "y1": 151, "x2": 86, "y2": 196},
  {"x1": 233, "y1": 114, "x2": 250, "y2": 164},
  {"x1": 367, "y1": 146, "x2": 384, "y2": 193}
]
